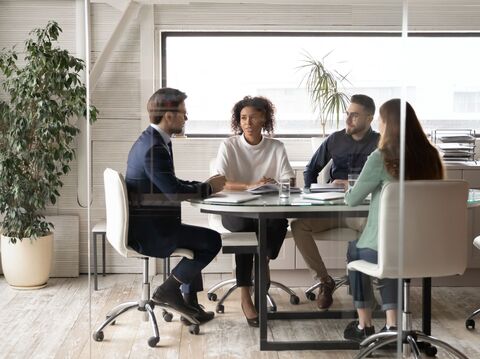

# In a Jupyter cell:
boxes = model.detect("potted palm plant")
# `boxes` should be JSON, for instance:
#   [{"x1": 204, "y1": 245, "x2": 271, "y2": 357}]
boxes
[
  {"x1": 300, "y1": 51, "x2": 350, "y2": 137},
  {"x1": 0, "y1": 21, "x2": 97, "y2": 289}
]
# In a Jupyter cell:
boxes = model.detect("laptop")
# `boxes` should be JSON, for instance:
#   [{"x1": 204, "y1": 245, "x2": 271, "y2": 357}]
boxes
[
  {"x1": 301, "y1": 192, "x2": 345, "y2": 201},
  {"x1": 204, "y1": 192, "x2": 261, "y2": 204}
]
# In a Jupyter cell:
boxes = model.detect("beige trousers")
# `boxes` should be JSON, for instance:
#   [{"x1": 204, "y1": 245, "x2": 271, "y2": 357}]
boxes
[{"x1": 291, "y1": 217, "x2": 366, "y2": 282}]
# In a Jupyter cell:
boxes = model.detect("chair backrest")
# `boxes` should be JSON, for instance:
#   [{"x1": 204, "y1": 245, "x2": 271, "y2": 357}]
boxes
[
  {"x1": 378, "y1": 180, "x2": 468, "y2": 279},
  {"x1": 474, "y1": 236, "x2": 480, "y2": 250},
  {"x1": 318, "y1": 159, "x2": 333, "y2": 184},
  {"x1": 103, "y1": 168, "x2": 130, "y2": 258}
]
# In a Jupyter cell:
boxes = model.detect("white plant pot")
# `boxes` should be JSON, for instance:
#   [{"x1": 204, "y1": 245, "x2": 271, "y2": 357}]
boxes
[{"x1": 0, "y1": 233, "x2": 54, "y2": 289}]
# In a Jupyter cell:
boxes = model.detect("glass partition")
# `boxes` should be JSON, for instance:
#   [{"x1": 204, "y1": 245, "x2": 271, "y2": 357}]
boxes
[{"x1": 85, "y1": 0, "x2": 478, "y2": 356}]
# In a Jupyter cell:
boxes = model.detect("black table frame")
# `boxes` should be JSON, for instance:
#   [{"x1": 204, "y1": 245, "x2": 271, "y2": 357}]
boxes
[{"x1": 198, "y1": 204, "x2": 432, "y2": 351}]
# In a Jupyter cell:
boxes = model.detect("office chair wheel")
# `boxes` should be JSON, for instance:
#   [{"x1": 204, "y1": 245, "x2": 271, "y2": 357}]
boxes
[
  {"x1": 466, "y1": 318, "x2": 475, "y2": 330},
  {"x1": 208, "y1": 293, "x2": 217, "y2": 301},
  {"x1": 424, "y1": 344, "x2": 438, "y2": 357},
  {"x1": 268, "y1": 305, "x2": 277, "y2": 313},
  {"x1": 162, "y1": 310, "x2": 173, "y2": 322},
  {"x1": 92, "y1": 331, "x2": 104, "y2": 342},
  {"x1": 189, "y1": 324, "x2": 200, "y2": 335},
  {"x1": 216, "y1": 304, "x2": 224, "y2": 313},
  {"x1": 290, "y1": 295, "x2": 300, "y2": 305},
  {"x1": 305, "y1": 292, "x2": 316, "y2": 301},
  {"x1": 148, "y1": 336, "x2": 159, "y2": 347}
]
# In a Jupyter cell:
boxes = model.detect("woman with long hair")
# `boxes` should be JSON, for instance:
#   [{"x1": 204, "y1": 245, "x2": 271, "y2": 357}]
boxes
[{"x1": 343, "y1": 98, "x2": 444, "y2": 342}]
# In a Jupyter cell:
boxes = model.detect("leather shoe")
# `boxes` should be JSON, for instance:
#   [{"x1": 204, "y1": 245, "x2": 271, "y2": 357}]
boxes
[
  {"x1": 180, "y1": 303, "x2": 215, "y2": 325},
  {"x1": 241, "y1": 302, "x2": 259, "y2": 328},
  {"x1": 152, "y1": 285, "x2": 199, "y2": 318}
]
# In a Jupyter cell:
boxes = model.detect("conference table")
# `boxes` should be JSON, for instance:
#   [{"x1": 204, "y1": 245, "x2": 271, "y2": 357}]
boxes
[{"x1": 190, "y1": 190, "x2": 480, "y2": 351}]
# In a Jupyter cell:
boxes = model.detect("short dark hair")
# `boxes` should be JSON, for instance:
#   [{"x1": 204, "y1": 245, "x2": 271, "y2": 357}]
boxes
[
  {"x1": 231, "y1": 96, "x2": 276, "y2": 135},
  {"x1": 147, "y1": 87, "x2": 187, "y2": 124},
  {"x1": 350, "y1": 94, "x2": 375, "y2": 116}
]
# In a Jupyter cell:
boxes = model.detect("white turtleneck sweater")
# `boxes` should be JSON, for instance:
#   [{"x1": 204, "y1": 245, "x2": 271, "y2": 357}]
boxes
[{"x1": 215, "y1": 135, "x2": 294, "y2": 184}]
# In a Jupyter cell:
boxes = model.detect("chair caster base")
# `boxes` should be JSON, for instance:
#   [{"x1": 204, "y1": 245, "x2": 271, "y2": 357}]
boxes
[
  {"x1": 148, "y1": 336, "x2": 160, "y2": 347},
  {"x1": 162, "y1": 310, "x2": 173, "y2": 322},
  {"x1": 189, "y1": 324, "x2": 200, "y2": 335},
  {"x1": 93, "y1": 331, "x2": 104, "y2": 342}
]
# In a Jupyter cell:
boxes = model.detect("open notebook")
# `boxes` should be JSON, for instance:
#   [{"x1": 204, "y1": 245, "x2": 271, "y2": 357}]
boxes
[{"x1": 203, "y1": 192, "x2": 261, "y2": 204}]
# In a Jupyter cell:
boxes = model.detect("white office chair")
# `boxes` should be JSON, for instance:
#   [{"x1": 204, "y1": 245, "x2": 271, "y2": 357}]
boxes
[
  {"x1": 303, "y1": 158, "x2": 360, "y2": 301},
  {"x1": 206, "y1": 159, "x2": 300, "y2": 313},
  {"x1": 465, "y1": 236, "x2": 480, "y2": 330},
  {"x1": 348, "y1": 180, "x2": 469, "y2": 359},
  {"x1": 92, "y1": 168, "x2": 200, "y2": 348}
]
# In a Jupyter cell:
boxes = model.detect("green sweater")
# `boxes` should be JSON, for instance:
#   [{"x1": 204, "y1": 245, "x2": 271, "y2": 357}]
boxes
[{"x1": 344, "y1": 149, "x2": 393, "y2": 251}]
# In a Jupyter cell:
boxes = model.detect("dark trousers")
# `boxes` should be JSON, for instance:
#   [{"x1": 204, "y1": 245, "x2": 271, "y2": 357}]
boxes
[
  {"x1": 129, "y1": 221, "x2": 221, "y2": 294},
  {"x1": 347, "y1": 240, "x2": 398, "y2": 311},
  {"x1": 221, "y1": 215, "x2": 288, "y2": 287}
]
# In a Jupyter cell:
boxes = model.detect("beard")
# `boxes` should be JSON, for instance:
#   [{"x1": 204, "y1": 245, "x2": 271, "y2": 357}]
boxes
[
  {"x1": 171, "y1": 125, "x2": 184, "y2": 135},
  {"x1": 346, "y1": 124, "x2": 367, "y2": 136}
]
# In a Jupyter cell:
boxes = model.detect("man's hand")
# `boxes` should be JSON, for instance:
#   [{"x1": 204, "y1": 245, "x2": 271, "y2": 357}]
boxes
[
  {"x1": 207, "y1": 174, "x2": 226, "y2": 193},
  {"x1": 332, "y1": 179, "x2": 349, "y2": 191}
]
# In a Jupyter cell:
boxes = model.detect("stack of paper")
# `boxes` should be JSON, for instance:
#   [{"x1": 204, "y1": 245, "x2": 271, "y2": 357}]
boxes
[
  {"x1": 301, "y1": 192, "x2": 345, "y2": 201},
  {"x1": 437, "y1": 143, "x2": 474, "y2": 159},
  {"x1": 308, "y1": 183, "x2": 345, "y2": 193},
  {"x1": 247, "y1": 184, "x2": 301, "y2": 194},
  {"x1": 204, "y1": 193, "x2": 261, "y2": 203}
]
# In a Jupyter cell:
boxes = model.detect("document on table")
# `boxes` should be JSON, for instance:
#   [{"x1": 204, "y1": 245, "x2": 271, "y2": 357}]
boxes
[
  {"x1": 308, "y1": 183, "x2": 345, "y2": 193},
  {"x1": 204, "y1": 192, "x2": 261, "y2": 204},
  {"x1": 247, "y1": 184, "x2": 301, "y2": 194},
  {"x1": 301, "y1": 192, "x2": 345, "y2": 201}
]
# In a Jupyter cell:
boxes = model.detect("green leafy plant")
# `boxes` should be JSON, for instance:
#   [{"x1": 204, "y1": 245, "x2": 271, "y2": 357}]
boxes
[
  {"x1": 299, "y1": 51, "x2": 350, "y2": 137},
  {"x1": 0, "y1": 21, "x2": 97, "y2": 242}
]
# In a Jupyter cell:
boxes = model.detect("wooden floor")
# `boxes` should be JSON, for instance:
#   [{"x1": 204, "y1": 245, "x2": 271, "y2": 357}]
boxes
[{"x1": 0, "y1": 274, "x2": 479, "y2": 359}]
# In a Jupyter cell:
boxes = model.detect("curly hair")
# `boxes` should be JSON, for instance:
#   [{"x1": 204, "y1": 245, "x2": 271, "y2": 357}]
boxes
[{"x1": 230, "y1": 96, "x2": 276, "y2": 135}]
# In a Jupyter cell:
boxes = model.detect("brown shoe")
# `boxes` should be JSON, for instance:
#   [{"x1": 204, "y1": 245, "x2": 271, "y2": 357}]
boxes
[{"x1": 317, "y1": 276, "x2": 335, "y2": 310}]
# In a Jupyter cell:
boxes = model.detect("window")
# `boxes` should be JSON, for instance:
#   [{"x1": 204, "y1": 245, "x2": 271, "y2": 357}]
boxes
[{"x1": 164, "y1": 34, "x2": 480, "y2": 135}]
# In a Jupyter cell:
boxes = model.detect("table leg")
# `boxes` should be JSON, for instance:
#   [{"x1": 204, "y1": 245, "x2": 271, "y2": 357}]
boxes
[
  {"x1": 102, "y1": 233, "x2": 106, "y2": 277},
  {"x1": 254, "y1": 253, "x2": 259, "y2": 310},
  {"x1": 422, "y1": 277, "x2": 432, "y2": 335},
  {"x1": 92, "y1": 233, "x2": 98, "y2": 291},
  {"x1": 258, "y1": 216, "x2": 268, "y2": 350}
]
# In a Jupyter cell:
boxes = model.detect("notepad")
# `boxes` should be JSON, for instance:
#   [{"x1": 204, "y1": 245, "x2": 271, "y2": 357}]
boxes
[
  {"x1": 301, "y1": 192, "x2": 345, "y2": 201},
  {"x1": 204, "y1": 193, "x2": 261, "y2": 204},
  {"x1": 309, "y1": 183, "x2": 345, "y2": 193}
]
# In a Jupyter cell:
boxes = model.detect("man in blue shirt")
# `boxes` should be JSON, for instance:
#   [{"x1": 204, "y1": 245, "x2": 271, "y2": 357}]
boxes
[{"x1": 292, "y1": 94, "x2": 379, "y2": 310}]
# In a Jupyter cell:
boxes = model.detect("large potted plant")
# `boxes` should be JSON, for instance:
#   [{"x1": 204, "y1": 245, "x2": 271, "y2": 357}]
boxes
[
  {"x1": 0, "y1": 21, "x2": 97, "y2": 289},
  {"x1": 300, "y1": 52, "x2": 350, "y2": 137}
]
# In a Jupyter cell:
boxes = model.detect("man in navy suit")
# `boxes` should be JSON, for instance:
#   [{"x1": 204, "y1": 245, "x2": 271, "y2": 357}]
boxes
[{"x1": 125, "y1": 87, "x2": 226, "y2": 324}]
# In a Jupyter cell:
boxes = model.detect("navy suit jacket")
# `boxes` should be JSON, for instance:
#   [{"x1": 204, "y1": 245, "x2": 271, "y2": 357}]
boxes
[{"x1": 125, "y1": 126, "x2": 211, "y2": 256}]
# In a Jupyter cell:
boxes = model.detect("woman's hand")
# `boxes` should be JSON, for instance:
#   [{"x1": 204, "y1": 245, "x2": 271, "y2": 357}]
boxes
[{"x1": 246, "y1": 176, "x2": 276, "y2": 189}]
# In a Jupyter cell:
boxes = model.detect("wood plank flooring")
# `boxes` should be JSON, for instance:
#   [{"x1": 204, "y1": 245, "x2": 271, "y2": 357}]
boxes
[{"x1": 0, "y1": 274, "x2": 479, "y2": 359}]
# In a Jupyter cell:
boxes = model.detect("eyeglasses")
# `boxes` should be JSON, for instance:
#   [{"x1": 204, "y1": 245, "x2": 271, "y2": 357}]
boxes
[
  {"x1": 345, "y1": 111, "x2": 366, "y2": 120},
  {"x1": 172, "y1": 110, "x2": 188, "y2": 120}
]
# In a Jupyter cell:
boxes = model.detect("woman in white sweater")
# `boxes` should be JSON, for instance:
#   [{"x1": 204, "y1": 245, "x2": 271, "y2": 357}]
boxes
[{"x1": 215, "y1": 96, "x2": 294, "y2": 327}]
